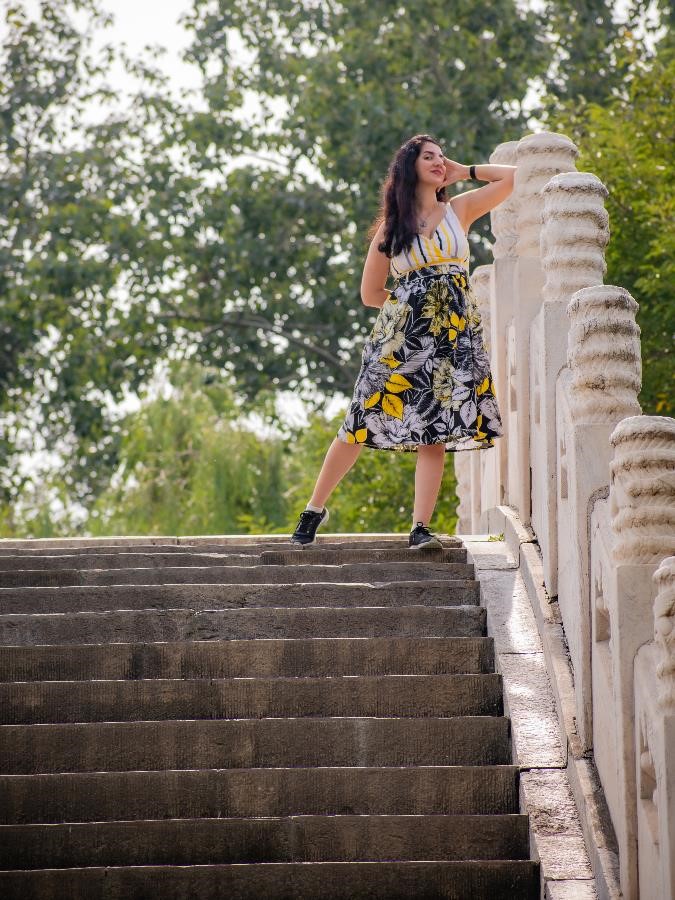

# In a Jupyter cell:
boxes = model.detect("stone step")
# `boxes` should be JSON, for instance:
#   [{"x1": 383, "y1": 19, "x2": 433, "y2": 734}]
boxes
[
  {"x1": 0, "y1": 579, "x2": 480, "y2": 614},
  {"x1": 0, "y1": 860, "x2": 540, "y2": 899},
  {"x1": 0, "y1": 533, "x2": 460, "y2": 551},
  {"x1": 0, "y1": 814, "x2": 531, "y2": 868},
  {"x1": 0, "y1": 537, "x2": 464, "y2": 557},
  {"x1": 260, "y1": 548, "x2": 466, "y2": 565},
  {"x1": 0, "y1": 716, "x2": 512, "y2": 773},
  {"x1": 0, "y1": 673, "x2": 503, "y2": 724},
  {"x1": 0, "y1": 604, "x2": 486, "y2": 646},
  {"x1": 0, "y1": 547, "x2": 466, "y2": 571},
  {"x1": 0, "y1": 765, "x2": 521, "y2": 823},
  {"x1": 0, "y1": 560, "x2": 474, "y2": 588},
  {"x1": 0, "y1": 636, "x2": 495, "y2": 681},
  {"x1": 0, "y1": 528, "x2": 536, "y2": 896}
]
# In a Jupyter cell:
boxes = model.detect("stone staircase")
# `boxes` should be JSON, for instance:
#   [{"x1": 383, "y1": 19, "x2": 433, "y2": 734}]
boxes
[{"x1": 0, "y1": 534, "x2": 540, "y2": 898}]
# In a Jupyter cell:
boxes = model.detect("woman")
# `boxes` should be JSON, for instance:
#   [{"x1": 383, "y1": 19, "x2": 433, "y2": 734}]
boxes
[{"x1": 290, "y1": 133, "x2": 515, "y2": 549}]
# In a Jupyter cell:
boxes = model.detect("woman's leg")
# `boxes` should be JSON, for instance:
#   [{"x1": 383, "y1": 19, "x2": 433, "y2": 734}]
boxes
[
  {"x1": 412, "y1": 443, "x2": 446, "y2": 525},
  {"x1": 308, "y1": 437, "x2": 363, "y2": 508}
]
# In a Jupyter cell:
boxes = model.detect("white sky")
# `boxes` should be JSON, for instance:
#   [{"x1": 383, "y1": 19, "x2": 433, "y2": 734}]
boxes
[
  {"x1": 95, "y1": 0, "x2": 204, "y2": 96},
  {"x1": 93, "y1": 0, "x2": 650, "y2": 99}
]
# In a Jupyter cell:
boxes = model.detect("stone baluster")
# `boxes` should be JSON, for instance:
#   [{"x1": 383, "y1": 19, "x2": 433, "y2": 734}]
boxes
[
  {"x1": 593, "y1": 414, "x2": 675, "y2": 897},
  {"x1": 556, "y1": 284, "x2": 642, "y2": 753},
  {"x1": 490, "y1": 143, "x2": 519, "y2": 262},
  {"x1": 533, "y1": 174, "x2": 610, "y2": 599},
  {"x1": 654, "y1": 556, "x2": 675, "y2": 712},
  {"x1": 482, "y1": 140, "x2": 518, "y2": 525},
  {"x1": 609, "y1": 416, "x2": 675, "y2": 564},
  {"x1": 468, "y1": 265, "x2": 496, "y2": 530},
  {"x1": 505, "y1": 132, "x2": 578, "y2": 525},
  {"x1": 633, "y1": 556, "x2": 675, "y2": 900},
  {"x1": 454, "y1": 139, "x2": 516, "y2": 534},
  {"x1": 541, "y1": 174, "x2": 609, "y2": 302},
  {"x1": 568, "y1": 288, "x2": 642, "y2": 425},
  {"x1": 454, "y1": 451, "x2": 472, "y2": 534}
]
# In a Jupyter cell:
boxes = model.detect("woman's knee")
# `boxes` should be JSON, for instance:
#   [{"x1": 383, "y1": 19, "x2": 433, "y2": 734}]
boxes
[{"x1": 417, "y1": 442, "x2": 446, "y2": 456}]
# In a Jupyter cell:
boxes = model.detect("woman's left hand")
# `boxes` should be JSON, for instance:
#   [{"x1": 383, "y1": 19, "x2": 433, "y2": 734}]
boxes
[{"x1": 440, "y1": 157, "x2": 468, "y2": 188}]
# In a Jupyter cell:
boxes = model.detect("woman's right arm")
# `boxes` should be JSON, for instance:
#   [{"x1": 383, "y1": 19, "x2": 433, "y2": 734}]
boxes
[{"x1": 360, "y1": 221, "x2": 391, "y2": 308}]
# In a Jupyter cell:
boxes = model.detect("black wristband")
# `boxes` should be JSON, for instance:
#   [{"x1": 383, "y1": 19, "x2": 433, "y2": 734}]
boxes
[{"x1": 469, "y1": 164, "x2": 477, "y2": 180}]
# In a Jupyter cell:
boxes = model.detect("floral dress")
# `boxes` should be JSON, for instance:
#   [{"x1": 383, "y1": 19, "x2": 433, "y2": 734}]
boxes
[{"x1": 336, "y1": 201, "x2": 504, "y2": 453}]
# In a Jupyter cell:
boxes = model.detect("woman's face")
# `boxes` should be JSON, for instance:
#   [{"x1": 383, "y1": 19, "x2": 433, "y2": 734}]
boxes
[{"x1": 415, "y1": 142, "x2": 445, "y2": 186}]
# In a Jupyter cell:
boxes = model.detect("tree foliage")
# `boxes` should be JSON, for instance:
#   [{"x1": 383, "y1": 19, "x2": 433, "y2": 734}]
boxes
[
  {"x1": 0, "y1": 0, "x2": 671, "y2": 534},
  {"x1": 175, "y1": 0, "x2": 552, "y2": 398},
  {"x1": 86, "y1": 360, "x2": 289, "y2": 536},
  {"x1": 87, "y1": 358, "x2": 459, "y2": 538},
  {"x1": 542, "y1": 26, "x2": 674, "y2": 414},
  {"x1": 0, "y1": 0, "x2": 189, "y2": 505},
  {"x1": 54, "y1": 359, "x2": 459, "y2": 538}
]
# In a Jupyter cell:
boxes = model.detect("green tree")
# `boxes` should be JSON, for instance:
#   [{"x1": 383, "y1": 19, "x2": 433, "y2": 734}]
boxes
[
  {"x1": 544, "y1": 36, "x2": 674, "y2": 414},
  {"x1": 86, "y1": 360, "x2": 289, "y2": 536},
  {"x1": 3, "y1": 0, "x2": 670, "y2": 534},
  {"x1": 0, "y1": 0, "x2": 188, "y2": 506},
  {"x1": 173, "y1": 0, "x2": 553, "y2": 400},
  {"x1": 536, "y1": 0, "x2": 661, "y2": 116},
  {"x1": 90, "y1": 360, "x2": 460, "y2": 538},
  {"x1": 0, "y1": 355, "x2": 460, "y2": 539}
]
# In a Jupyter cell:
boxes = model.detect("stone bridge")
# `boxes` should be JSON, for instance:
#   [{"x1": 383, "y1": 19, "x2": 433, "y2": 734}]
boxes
[{"x1": 0, "y1": 130, "x2": 673, "y2": 899}]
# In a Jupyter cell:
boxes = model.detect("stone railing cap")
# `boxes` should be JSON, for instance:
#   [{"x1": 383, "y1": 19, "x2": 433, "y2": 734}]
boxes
[{"x1": 610, "y1": 415, "x2": 675, "y2": 447}]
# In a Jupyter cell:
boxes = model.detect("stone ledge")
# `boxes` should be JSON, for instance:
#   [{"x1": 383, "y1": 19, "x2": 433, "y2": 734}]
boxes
[
  {"x1": 0, "y1": 532, "x2": 417, "y2": 549},
  {"x1": 483, "y1": 505, "x2": 536, "y2": 562},
  {"x1": 483, "y1": 506, "x2": 622, "y2": 900},
  {"x1": 464, "y1": 543, "x2": 591, "y2": 897}
]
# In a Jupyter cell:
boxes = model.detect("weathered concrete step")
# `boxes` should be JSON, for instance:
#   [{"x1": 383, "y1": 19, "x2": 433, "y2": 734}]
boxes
[
  {"x1": 0, "y1": 551, "x2": 256, "y2": 571},
  {"x1": 0, "y1": 604, "x2": 486, "y2": 646},
  {"x1": 0, "y1": 579, "x2": 480, "y2": 615},
  {"x1": 0, "y1": 534, "x2": 444, "y2": 559},
  {"x1": 0, "y1": 814, "x2": 531, "y2": 867},
  {"x1": 0, "y1": 636, "x2": 494, "y2": 681},
  {"x1": 0, "y1": 543, "x2": 242, "y2": 556},
  {"x1": 0, "y1": 548, "x2": 466, "y2": 571},
  {"x1": 0, "y1": 533, "x2": 459, "y2": 551},
  {"x1": 0, "y1": 860, "x2": 540, "y2": 899},
  {"x1": 0, "y1": 765, "x2": 521, "y2": 822},
  {"x1": 0, "y1": 716, "x2": 512, "y2": 772},
  {"x1": 0, "y1": 560, "x2": 474, "y2": 588},
  {"x1": 0, "y1": 673, "x2": 503, "y2": 723},
  {"x1": 261, "y1": 548, "x2": 466, "y2": 565}
]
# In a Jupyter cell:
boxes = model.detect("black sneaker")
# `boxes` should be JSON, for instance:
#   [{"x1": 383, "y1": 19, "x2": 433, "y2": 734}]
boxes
[
  {"x1": 408, "y1": 522, "x2": 443, "y2": 550},
  {"x1": 290, "y1": 506, "x2": 330, "y2": 547}
]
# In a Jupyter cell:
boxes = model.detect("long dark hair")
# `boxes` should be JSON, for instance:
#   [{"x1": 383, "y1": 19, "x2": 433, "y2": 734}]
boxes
[{"x1": 367, "y1": 133, "x2": 448, "y2": 257}]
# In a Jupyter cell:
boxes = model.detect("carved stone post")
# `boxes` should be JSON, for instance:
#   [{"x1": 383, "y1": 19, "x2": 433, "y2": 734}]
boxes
[
  {"x1": 507, "y1": 132, "x2": 578, "y2": 524},
  {"x1": 609, "y1": 417, "x2": 675, "y2": 563},
  {"x1": 596, "y1": 415, "x2": 675, "y2": 897},
  {"x1": 469, "y1": 264, "x2": 496, "y2": 530},
  {"x1": 557, "y1": 285, "x2": 641, "y2": 752},
  {"x1": 569, "y1": 293, "x2": 643, "y2": 424},
  {"x1": 655, "y1": 557, "x2": 675, "y2": 712},
  {"x1": 532, "y1": 173, "x2": 610, "y2": 597},
  {"x1": 453, "y1": 452, "x2": 472, "y2": 534},
  {"x1": 485, "y1": 140, "x2": 518, "y2": 524},
  {"x1": 632, "y1": 556, "x2": 675, "y2": 900}
]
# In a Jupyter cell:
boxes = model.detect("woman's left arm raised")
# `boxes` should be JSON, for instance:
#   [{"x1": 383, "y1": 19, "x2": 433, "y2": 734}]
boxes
[{"x1": 442, "y1": 159, "x2": 516, "y2": 232}]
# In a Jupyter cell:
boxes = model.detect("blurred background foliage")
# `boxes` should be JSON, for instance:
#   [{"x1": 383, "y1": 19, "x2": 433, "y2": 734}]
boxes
[{"x1": 0, "y1": 0, "x2": 671, "y2": 537}]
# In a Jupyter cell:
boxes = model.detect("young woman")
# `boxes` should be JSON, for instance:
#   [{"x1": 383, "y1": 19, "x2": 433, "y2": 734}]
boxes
[{"x1": 290, "y1": 133, "x2": 515, "y2": 549}]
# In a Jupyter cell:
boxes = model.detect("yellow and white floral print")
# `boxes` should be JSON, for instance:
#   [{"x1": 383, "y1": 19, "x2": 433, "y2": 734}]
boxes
[{"x1": 336, "y1": 265, "x2": 504, "y2": 453}]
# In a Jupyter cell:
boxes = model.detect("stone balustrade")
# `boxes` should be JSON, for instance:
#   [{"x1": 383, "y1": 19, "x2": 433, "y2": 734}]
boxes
[{"x1": 456, "y1": 130, "x2": 675, "y2": 899}]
